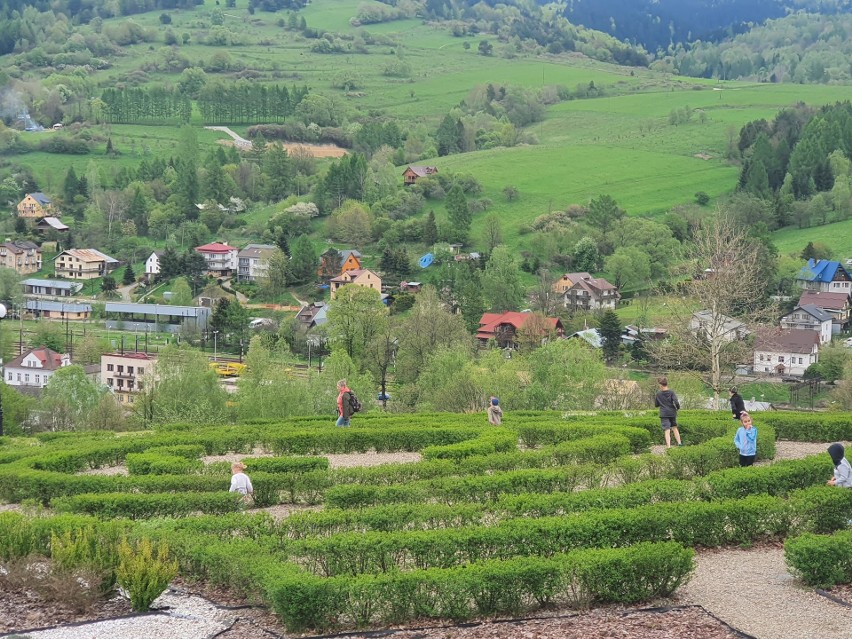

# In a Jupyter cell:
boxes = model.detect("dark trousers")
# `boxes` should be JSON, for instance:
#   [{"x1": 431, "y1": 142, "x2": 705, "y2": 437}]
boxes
[{"x1": 739, "y1": 454, "x2": 756, "y2": 467}]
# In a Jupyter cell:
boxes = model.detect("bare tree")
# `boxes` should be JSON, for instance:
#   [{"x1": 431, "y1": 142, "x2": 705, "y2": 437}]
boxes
[
  {"x1": 99, "y1": 190, "x2": 128, "y2": 241},
  {"x1": 647, "y1": 214, "x2": 777, "y2": 408},
  {"x1": 531, "y1": 269, "x2": 561, "y2": 316},
  {"x1": 482, "y1": 214, "x2": 503, "y2": 253}
]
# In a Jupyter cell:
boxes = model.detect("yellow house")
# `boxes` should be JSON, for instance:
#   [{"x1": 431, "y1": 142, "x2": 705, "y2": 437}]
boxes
[
  {"x1": 329, "y1": 268, "x2": 382, "y2": 300},
  {"x1": 54, "y1": 248, "x2": 119, "y2": 280},
  {"x1": 17, "y1": 192, "x2": 55, "y2": 218},
  {"x1": 552, "y1": 272, "x2": 592, "y2": 295}
]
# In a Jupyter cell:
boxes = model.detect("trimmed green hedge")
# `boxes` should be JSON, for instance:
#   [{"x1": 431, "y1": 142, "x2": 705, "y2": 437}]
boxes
[
  {"x1": 785, "y1": 529, "x2": 852, "y2": 588},
  {"x1": 51, "y1": 492, "x2": 244, "y2": 519},
  {"x1": 267, "y1": 542, "x2": 694, "y2": 632}
]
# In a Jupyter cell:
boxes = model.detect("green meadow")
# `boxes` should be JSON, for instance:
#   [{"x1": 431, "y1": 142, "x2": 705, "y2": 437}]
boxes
[
  {"x1": 773, "y1": 220, "x2": 852, "y2": 261},
  {"x1": 9, "y1": 0, "x2": 852, "y2": 255}
]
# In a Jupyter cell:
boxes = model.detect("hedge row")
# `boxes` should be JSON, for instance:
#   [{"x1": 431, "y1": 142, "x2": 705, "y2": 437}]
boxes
[
  {"x1": 268, "y1": 542, "x2": 694, "y2": 632},
  {"x1": 0, "y1": 512, "x2": 131, "y2": 561},
  {"x1": 762, "y1": 413, "x2": 852, "y2": 442},
  {"x1": 51, "y1": 491, "x2": 244, "y2": 519},
  {"x1": 289, "y1": 490, "x2": 852, "y2": 578},
  {"x1": 785, "y1": 529, "x2": 852, "y2": 588}
]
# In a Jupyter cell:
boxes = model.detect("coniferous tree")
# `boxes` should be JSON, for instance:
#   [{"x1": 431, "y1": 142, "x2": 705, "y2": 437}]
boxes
[
  {"x1": 423, "y1": 210, "x2": 438, "y2": 247},
  {"x1": 598, "y1": 310, "x2": 622, "y2": 363},
  {"x1": 123, "y1": 264, "x2": 136, "y2": 286},
  {"x1": 446, "y1": 185, "x2": 471, "y2": 243}
]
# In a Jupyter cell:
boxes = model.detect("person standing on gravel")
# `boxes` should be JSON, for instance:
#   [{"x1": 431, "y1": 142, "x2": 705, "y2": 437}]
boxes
[
  {"x1": 733, "y1": 412, "x2": 758, "y2": 466},
  {"x1": 229, "y1": 462, "x2": 253, "y2": 503},
  {"x1": 655, "y1": 377, "x2": 682, "y2": 449},
  {"x1": 487, "y1": 397, "x2": 503, "y2": 425},
  {"x1": 827, "y1": 443, "x2": 852, "y2": 487},
  {"x1": 729, "y1": 387, "x2": 746, "y2": 421},
  {"x1": 336, "y1": 379, "x2": 353, "y2": 427}
]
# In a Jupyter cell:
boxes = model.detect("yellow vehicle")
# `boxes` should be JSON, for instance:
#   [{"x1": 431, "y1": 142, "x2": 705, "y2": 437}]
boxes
[{"x1": 210, "y1": 362, "x2": 247, "y2": 377}]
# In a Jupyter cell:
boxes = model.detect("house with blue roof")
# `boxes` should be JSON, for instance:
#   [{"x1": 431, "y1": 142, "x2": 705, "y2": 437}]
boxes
[{"x1": 795, "y1": 259, "x2": 852, "y2": 295}]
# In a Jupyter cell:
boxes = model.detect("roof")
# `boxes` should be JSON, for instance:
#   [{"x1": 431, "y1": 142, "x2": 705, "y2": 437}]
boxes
[
  {"x1": 195, "y1": 242, "x2": 236, "y2": 253},
  {"x1": 102, "y1": 352, "x2": 157, "y2": 361},
  {"x1": 691, "y1": 310, "x2": 747, "y2": 334},
  {"x1": 403, "y1": 165, "x2": 438, "y2": 177},
  {"x1": 755, "y1": 329, "x2": 820, "y2": 354},
  {"x1": 797, "y1": 259, "x2": 850, "y2": 284},
  {"x1": 104, "y1": 302, "x2": 209, "y2": 318},
  {"x1": 55, "y1": 248, "x2": 118, "y2": 264},
  {"x1": 28, "y1": 192, "x2": 51, "y2": 205},
  {"x1": 6, "y1": 346, "x2": 66, "y2": 370},
  {"x1": 560, "y1": 272, "x2": 592, "y2": 283},
  {"x1": 26, "y1": 300, "x2": 91, "y2": 313},
  {"x1": 786, "y1": 304, "x2": 833, "y2": 323},
  {"x1": 238, "y1": 244, "x2": 277, "y2": 259},
  {"x1": 297, "y1": 302, "x2": 327, "y2": 323},
  {"x1": 37, "y1": 217, "x2": 69, "y2": 230},
  {"x1": 798, "y1": 290, "x2": 850, "y2": 310},
  {"x1": 1, "y1": 240, "x2": 40, "y2": 253},
  {"x1": 569, "y1": 276, "x2": 617, "y2": 296},
  {"x1": 476, "y1": 312, "x2": 562, "y2": 340},
  {"x1": 339, "y1": 249, "x2": 361, "y2": 265},
  {"x1": 22, "y1": 278, "x2": 81, "y2": 290},
  {"x1": 570, "y1": 328, "x2": 603, "y2": 348},
  {"x1": 330, "y1": 268, "x2": 379, "y2": 283}
]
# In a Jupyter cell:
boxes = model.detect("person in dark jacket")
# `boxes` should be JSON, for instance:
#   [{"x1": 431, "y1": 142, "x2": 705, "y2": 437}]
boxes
[
  {"x1": 336, "y1": 379, "x2": 352, "y2": 427},
  {"x1": 654, "y1": 377, "x2": 682, "y2": 448},
  {"x1": 729, "y1": 387, "x2": 746, "y2": 421}
]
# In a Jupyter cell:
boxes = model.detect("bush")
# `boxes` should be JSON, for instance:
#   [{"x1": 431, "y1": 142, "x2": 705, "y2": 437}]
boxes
[
  {"x1": 116, "y1": 537, "x2": 178, "y2": 611},
  {"x1": 785, "y1": 530, "x2": 852, "y2": 588}
]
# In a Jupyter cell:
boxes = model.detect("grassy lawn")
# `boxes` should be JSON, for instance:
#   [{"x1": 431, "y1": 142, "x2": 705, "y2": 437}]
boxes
[{"x1": 773, "y1": 219, "x2": 852, "y2": 261}]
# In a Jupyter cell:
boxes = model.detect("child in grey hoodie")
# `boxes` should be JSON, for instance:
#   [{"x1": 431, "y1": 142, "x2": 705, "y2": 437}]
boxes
[
  {"x1": 654, "y1": 377, "x2": 682, "y2": 449},
  {"x1": 827, "y1": 443, "x2": 852, "y2": 488}
]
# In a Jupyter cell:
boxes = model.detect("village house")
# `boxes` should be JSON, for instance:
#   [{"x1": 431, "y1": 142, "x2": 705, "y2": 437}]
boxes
[
  {"x1": 402, "y1": 165, "x2": 438, "y2": 186},
  {"x1": 796, "y1": 259, "x2": 852, "y2": 295},
  {"x1": 798, "y1": 290, "x2": 851, "y2": 334},
  {"x1": 295, "y1": 302, "x2": 329, "y2": 330},
  {"x1": 779, "y1": 304, "x2": 833, "y2": 344},
  {"x1": 4, "y1": 346, "x2": 70, "y2": 388},
  {"x1": 22, "y1": 278, "x2": 83, "y2": 297},
  {"x1": 16, "y1": 193, "x2": 55, "y2": 218},
  {"x1": 237, "y1": 244, "x2": 277, "y2": 282},
  {"x1": 35, "y1": 217, "x2": 69, "y2": 234},
  {"x1": 195, "y1": 242, "x2": 238, "y2": 277},
  {"x1": 0, "y1": 240, "x2": 41, "y2": 275},
  {"x1": 329, "y1": 268, "x2": 382, "y2": 300},
  {"x1": 318, "y1": 248, "x2": 362, "y2": 279},
  {"x1": 144, "y1": 251, "x2": 162, "y2": 282},
  {"x1": 552, "y1": 272, "x2": 592, "y2": 295},
  {"x1": 25, "y1": 300, "x2": 92, "y2": 321},
  {"x1": 54, "y1": 249, "x2": 119, "y2": 280},
  {"x1": 753, "y1": 329, "x2": 819, "y2": 377},
  {"x1": 563, "y1": 275, "x2": 620, "y2": 311},
  {"x1": 101, "y1": 352, "x2": 157, "y2": 405},
  {"x1": 399, "y1": 281, "x2": 423, "y2": 293},
  {"x1": 690, "y1": 310, "x2": 750, "y2": 343},
  {"x1": 476, "y1": 311, "x2": 564, "y2": 349}
]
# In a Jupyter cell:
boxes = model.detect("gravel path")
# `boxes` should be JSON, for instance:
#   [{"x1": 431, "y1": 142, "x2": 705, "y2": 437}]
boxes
[
  {"x1": 681, "y1": 546, "x2": 852, "y2": 639},
  {"x1": 13, "y1": 590, "x2": 236, "y2": 639},
  {"x1": 326, "y1": 452, "x2": 421, "y2": 468}
]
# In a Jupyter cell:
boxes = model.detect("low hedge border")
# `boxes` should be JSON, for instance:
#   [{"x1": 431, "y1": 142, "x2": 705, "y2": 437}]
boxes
[
  {"x1": 51, "y1": 492, "x2": 245, "y2": 519},
  {"x1": 785, "y1": 529, "x2": 852, "y2": 588}
]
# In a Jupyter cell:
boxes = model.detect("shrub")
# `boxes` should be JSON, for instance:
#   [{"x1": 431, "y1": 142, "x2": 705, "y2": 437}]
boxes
[
  {"x1": 116, "y1": 537, "x2": 179, "y2": 611},
  {"x1": 785, "y1": 530, "x2": 852, "y2": 588}
]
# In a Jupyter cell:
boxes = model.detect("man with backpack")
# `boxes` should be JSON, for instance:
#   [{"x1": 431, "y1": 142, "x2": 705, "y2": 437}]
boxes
[{"x1": 336, "y1": 379, "x2": 360, "y2": 427}]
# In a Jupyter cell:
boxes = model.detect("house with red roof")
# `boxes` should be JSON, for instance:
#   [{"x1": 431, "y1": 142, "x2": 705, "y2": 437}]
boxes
[
  {"x1": 476, "y1": 312, "x2": 564, "y2": 349},
  {"x1": 798, "y1": 290, "x2": 851, "y2": 334},
  {"x1": 563, "y1": 275, "x2": 620, "y2": 311},
  {"x1": 195, "y1": 242, "x2": 238, "y2": 276},
  {"x1": 4, "y1": 346, "x2": 70, "y2": 388}
]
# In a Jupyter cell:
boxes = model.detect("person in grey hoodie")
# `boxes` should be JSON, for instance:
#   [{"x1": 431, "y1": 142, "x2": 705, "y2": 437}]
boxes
[
  {"x1": 654, "y1": 377, "x2": 682, "y2": 448},
  {"x1": 827, "y1": 443, "x2": 852, "y2": 488}
]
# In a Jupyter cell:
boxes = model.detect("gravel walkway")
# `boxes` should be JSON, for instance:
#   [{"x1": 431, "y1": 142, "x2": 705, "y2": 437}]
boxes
[
  {"x1": 12, "y1": 590, "x2": 237, "y2": 639},
  {"x1": 326, "y1": 452, "x2": 421, "y2": 468},
  {"x1": 681, "y1": 546, "x2": 852, "y2": 639}
]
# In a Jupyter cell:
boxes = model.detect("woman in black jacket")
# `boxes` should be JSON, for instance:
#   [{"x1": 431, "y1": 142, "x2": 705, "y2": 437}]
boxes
[{"x1": 729, "y1": 387, "x2": 746, "y2": 421}]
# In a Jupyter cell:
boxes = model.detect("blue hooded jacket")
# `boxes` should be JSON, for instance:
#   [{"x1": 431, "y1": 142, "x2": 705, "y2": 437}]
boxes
[{"x1": 734, "y1": 425, "x2": 758, "y2": 456}]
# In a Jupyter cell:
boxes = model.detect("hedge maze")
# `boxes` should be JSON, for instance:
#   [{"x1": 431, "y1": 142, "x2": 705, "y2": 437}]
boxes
[{"x1": 1, "y1": 410, "x2": 852, "y2": 631}]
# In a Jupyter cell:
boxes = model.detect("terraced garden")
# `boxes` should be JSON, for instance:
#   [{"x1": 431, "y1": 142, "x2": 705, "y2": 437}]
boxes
[{"x1": 1, "y1": 410, "x2": 852, "y2": 633}]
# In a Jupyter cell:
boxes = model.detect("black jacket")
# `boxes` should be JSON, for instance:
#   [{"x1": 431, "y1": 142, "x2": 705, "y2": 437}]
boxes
[
  {"x1": 654, "y1": 389, "x2": 680, "y2": 418},
  {"x1": 730, "y1": 393, "x2": 746, "y2": 420}
]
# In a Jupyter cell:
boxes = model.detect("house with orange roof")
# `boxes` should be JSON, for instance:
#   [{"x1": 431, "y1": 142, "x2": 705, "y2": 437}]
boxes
[
  {"x1": 4, "y1": 346, "x2": 70, "y2": 388},
  {"x1": 476, "y1": 311, "x2": 564, "y2": 349},
  {"x1": 54, "y1": 248, "x2": 119, "y2": 279},
  {"x1": 195, "y1": 241, "x2": 238, "y2": 276}
]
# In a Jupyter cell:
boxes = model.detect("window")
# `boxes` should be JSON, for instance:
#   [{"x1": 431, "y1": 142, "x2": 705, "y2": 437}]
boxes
[
  {"x1": 128, "y1": 380, "x2": 135, "y2": 390},
  {"x1": 107, "y1": 364, "x2": 114, "y2": 372},
  {"x1": 128, "y1": 366, "x2": 134, "y2": 375},
  {"x1": 137, "y1": 382, "x2": 144, "y2": 390},
  {"x1": 107, "y1": 378, "x2": 113, "y2": 387},
  {"x1": 138, "y1": 367, "x2": 145, "y2": 375},
  {"x1": 117, "y1": 379, "x2": 124, "y2": 388},
  {"x1": 6, "y1": 373, "x2": 10, "y2": 381},
  {"x1": 34, "y1": 375, "x2": 39, "y2": 385},
  {"x1": 117, "y1": 365, "x2": 124, "y2": 373},
  {"x1": 118, "y1": 395, "x2": 124, "y2": 402},
  {"x1": 759, "y1": 354, "x2": 764, "y2": 361},
  {"x1": 128, "y1": 395, "x2": 134, "y2": 404},
  {"x1": 778, "y1": 356, "x2": 785, "y2": 363},
  {"x1": 799, "y1": 357, "x2": 804, "y2": 364},
  {"x1": 24, "y1": 374, "x2": 29, "y2": 383},
  {"x1": 16, "y1": 374, "x2": 20, "y2": 381}
]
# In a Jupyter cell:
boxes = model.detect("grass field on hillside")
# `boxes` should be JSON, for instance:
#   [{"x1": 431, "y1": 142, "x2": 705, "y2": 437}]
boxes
[{"x1": 773, "y1": 220, "x2": 852, "y2": 261}]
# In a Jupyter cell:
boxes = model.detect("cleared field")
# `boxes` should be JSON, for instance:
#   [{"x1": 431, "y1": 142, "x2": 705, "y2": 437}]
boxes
[{"x1": 772, "y1": 219, "x2": 852, "y2": 260}]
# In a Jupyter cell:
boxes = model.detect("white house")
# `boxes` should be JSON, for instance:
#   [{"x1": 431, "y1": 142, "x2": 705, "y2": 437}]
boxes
[
  {"x1": 563, "y1": 275, "x2": 619, "y2": 311},
  {"x1": 780, "y1": 304, "x2": 833, "y2": 344},
  {"x1": 753, "y1": 329, "x2": 819, "y2": 377},
  {"x1": 144, "y1": 251, "x2": 162, "y2": 282},
  {"x1": 795, "y1": 259, "x2": 852, "y2": 294},
  {"x1": 690, "y1": 310, "x2": 750, "y2": 343},
  {"x1": 4, "y1": 346, "x2": 71, "y2": 388},
  {"x1": 237, "y1": 244, "x2": 277, "y2": 282}
]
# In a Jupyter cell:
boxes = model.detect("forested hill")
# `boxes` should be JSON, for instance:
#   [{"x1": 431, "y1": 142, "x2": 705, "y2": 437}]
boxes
[{"x1": 552, "y1": 0, "x2": 851, "y2": 52}]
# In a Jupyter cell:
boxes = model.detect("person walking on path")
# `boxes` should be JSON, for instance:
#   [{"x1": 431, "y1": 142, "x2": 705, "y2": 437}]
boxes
[
  {"x1": 336, "y1": 379, "x2": 353, "y2": 427},
  {"x1": 654, "y1": 377, "x2": 682, "y2": 448},
  {"x1": 487, "y1": 397, "x2": 503, "y2": 425},
  {"x1": 229, "y1": 462, "x2": 254, "y2": 503},
  {"x1": 729, "y1": 386, "x2": 746, "y2": 421},
  {"x1": 827, "y1": 443, "x2": 852, "y2": 487},
  {"x1": 733, "y1": 412, "x2": 758, "y2": 466}
]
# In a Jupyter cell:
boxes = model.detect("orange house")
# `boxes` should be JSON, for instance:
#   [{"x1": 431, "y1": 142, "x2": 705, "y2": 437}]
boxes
[
  {"x1": 319, "y1": 249, "x2": 362, "y2": 279},
  {"x1": 329, "y1": 268, "x2": 382, "y2": 300},
  {"x1": 17, "y1": 192, "x2": 55, "y2": 218}
]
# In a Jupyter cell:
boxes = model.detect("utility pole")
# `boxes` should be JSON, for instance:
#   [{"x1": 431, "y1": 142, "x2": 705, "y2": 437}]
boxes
[{"x1": 0, "y1": 303, "x2": 8, "y2": 436}]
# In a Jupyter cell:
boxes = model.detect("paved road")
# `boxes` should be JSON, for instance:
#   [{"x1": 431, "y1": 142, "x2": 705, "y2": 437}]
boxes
[{"x1": 204, "y1": 125, "x2": 253, "y2": 150}]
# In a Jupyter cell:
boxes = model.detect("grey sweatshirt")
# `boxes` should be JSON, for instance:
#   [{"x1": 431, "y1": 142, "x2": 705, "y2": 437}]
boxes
[{"x1": 655, "y1": 389, "x2": 680, "y2": 418}]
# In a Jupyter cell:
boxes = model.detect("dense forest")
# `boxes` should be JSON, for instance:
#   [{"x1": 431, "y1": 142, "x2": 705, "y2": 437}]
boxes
[{"x1": 552, "y1": 0, "x2": 852, "y2": 52}]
